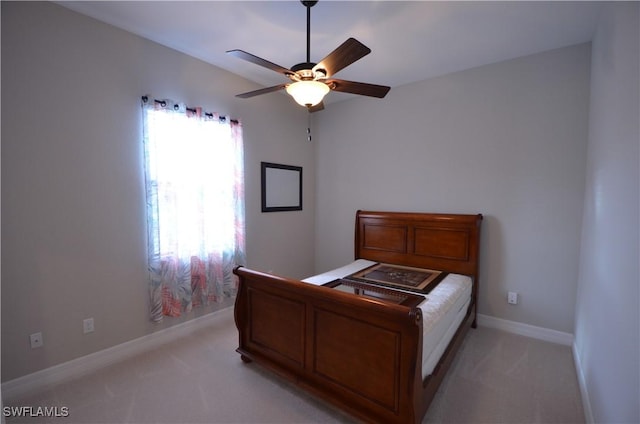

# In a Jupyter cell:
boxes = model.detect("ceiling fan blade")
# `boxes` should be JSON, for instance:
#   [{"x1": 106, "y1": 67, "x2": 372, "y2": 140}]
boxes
[
  {"x1": 307, "y1": 102, "x2": 324, "y2": 113},
  {"x1": 226, "y1": 49, "x2": 292, "y2": 76},
  {"x1": 235, "y1": 84, "x2": 288, "y2": 99},
  {"x1": 313, "y1": 38, "x2": 371, "y2": 77},
  {"x1": 327, "y1": 79, "x2": 390, "y2": 98}
]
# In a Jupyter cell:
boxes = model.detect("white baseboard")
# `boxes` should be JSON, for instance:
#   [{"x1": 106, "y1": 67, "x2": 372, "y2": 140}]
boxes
[
  {"x1": 572, "y1": 343, "x2": 595, "y2": 424},
  {"x1": 2, "y1": 306, "x2": 233, "y2": 403},
  {"x1": 477, "y1": 313, "x2": 574, "y2": 346}
]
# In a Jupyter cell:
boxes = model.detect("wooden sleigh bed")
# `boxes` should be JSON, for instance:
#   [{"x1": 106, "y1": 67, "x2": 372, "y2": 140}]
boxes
[{"x1": 233, "y1": 210, "x2": 482, "y2": 423}]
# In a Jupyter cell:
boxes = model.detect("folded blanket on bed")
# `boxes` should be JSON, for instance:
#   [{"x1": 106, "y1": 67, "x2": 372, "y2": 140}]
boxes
[{"x1": 302, "y1": 259, "x2": 377, "y2": 285}]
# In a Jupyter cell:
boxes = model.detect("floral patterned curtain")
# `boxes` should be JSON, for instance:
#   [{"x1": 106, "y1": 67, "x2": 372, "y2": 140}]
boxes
[{"x1": 142, "y1": 97, "x2": 245, "y2": 322}]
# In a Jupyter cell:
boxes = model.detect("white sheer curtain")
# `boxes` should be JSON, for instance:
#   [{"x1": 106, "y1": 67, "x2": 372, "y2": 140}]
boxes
[{"x1": 142, "y1": 97, "x2": 245, "y2": 322}]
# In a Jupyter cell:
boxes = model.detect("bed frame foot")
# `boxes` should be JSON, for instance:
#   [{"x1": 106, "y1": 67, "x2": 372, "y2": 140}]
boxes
[
  {"x1": 471, "y1": 318, "x2": 478, "y2": 329},
  {"x1": 240, "y1": 354, "x2": 253, "y2": 363}
]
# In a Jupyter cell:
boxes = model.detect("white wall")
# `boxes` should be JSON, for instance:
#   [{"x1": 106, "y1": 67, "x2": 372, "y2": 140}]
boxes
[
  {"x1": 1, "y1": 2, "x2": 315, "y2": 381},
  {"x1": 574, "y1": 3, "x2": 639, "y2": 423},
  {"x1": 4, "y1": 10, "x2": 638, "y2": 423},
  {"x1": 314, "y1": 44, "x2": 591, "y2": 334}
]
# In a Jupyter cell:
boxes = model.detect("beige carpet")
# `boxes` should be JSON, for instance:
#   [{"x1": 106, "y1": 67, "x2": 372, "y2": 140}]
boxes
[{"x1": 6, "y1": 307, "x2": 584, "y2": 423}]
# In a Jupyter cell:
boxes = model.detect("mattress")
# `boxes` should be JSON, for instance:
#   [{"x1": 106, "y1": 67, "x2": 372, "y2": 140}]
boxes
[{"x1": 303, "y1": 260, "x2": 472, "y2": 379}]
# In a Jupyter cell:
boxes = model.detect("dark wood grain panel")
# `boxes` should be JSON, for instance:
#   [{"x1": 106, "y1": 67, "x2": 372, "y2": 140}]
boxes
[
  {"x1": 248, "y1": 288, "x2": 305, "y2": 366},
  {"x1": 314, "y1": 308, "x2": 400, "y2": 412},
  {"x1": 362, "y1": 224, "x2": 407, "y2": 253},
  {"x1": 413, "y1": 227, "x2": 470, "y2": 261}
]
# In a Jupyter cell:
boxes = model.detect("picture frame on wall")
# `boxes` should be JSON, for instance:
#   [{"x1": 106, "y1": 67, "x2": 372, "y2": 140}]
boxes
[{"x1": 261, "y1": 162, "x2": 302, "y2": 212}]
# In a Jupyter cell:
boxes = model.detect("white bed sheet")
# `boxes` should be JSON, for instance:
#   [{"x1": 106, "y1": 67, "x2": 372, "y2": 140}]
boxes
[{"x1": 303, "y1": 260, "x2": 472, "y2": 379}]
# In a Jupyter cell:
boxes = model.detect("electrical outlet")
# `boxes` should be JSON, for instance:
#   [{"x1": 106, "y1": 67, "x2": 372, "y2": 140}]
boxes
[
  {"x1": 508, "y1": 292, "x2": 518, "y2": 305},
  {"x1": 30, "y1": 332, "x2": 43, "y2": 348},
  {"x1": 83, "y1": 318, "x2": 95, "y2": 334}
]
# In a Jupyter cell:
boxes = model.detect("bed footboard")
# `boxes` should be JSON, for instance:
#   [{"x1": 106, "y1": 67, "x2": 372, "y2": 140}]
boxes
[{"x1": 233, "y1": 266, "x2": 425, "y2": 424}]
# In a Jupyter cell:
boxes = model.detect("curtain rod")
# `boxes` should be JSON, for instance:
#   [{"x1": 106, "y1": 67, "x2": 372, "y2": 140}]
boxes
[{"x1": 141, "y1": 96, "x2": 238, "y2": 124}]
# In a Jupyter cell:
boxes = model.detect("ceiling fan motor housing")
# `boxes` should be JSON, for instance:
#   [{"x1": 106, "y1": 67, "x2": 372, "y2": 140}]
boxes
[
  {"x1": 291, "y1": 62, "x2": 317, "y2": 72},
  {"x1": 290, "y1": 63, "x2": 326, "y2": 82}
]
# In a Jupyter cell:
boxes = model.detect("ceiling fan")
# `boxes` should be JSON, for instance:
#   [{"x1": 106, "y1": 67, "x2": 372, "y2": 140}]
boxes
[{"x1": 226, "y1": 0, "x2": 390, "y2": 112}]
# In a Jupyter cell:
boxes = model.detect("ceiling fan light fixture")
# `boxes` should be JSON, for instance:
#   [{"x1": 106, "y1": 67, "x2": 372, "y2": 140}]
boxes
[{"x1": 286, "y1": 80, "x2": 330, "y2": 107}]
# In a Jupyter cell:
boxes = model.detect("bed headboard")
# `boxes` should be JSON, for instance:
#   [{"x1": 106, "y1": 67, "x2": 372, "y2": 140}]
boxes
[{"x1": 355, "y1": 210, "x2": 483, "y2": 281}]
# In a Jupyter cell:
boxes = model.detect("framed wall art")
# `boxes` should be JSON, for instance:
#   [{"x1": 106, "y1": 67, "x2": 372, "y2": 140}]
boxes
[{"x1": 261, "y1": 162, "x2": 302, "y2": 212}]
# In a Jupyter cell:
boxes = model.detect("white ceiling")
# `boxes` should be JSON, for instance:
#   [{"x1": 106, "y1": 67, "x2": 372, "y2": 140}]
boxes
[{"x1": 57, "y1": 1, "x2": 602, "y2": 104}]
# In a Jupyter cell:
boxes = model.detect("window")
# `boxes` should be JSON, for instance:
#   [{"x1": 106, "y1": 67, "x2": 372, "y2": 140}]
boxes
[{"x1": 142, "y1": 97, "x2": 245, "y2": 322}]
